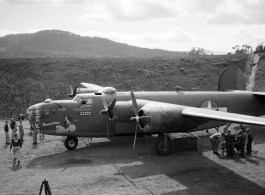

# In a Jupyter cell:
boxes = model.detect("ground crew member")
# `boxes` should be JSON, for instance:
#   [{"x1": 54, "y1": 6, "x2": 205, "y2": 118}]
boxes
[
  {"x1": 223, "y1": 123, "x2": 231, "y2": 134},
  {"x1": 225, "y1": 129, "x2": 234, "y2": 157},
  {"x1": 10, "y1": 118, "x2": 17, "y2": 139},
  {"x1": 238, "y1": 130, "x2": 246, "y2": 157},
  {"x1": 239, "y1": 124, "x2": 246, "y2": 132},
  {"x1": 246, "y1": 128, "x2": 253, "y2": 155},
  {"x1": 10, "y1": 133, "x2": 22, "y2": 164},
  {"x1": 32, "y1": 123, "x2": 38, "y2": 144},
  {"x1": 4, "y1": 120, "x2": 10, "y2": 145},
  {"x1": 209, "y1": 133, "x2": 225, "y2": 155},
  {"x1": 18, "y1": 120, "x2": 24, "y2": 142}
]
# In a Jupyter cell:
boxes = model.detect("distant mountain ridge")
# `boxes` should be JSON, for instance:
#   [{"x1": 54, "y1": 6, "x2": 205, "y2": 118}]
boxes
[{"x1": 0, "y1": 30, "x2": 187, "y2": 58}]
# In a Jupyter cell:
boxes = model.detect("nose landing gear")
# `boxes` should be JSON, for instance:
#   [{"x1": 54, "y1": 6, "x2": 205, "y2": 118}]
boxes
[{"x1": 64, "y1": 137, "x2": 78, "y2": 150}]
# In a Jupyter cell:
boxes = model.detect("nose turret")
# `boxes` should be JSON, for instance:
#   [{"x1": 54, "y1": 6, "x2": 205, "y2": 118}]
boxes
[{"x1": 27, "y1": 103, "x2": 43, "y2": 129}]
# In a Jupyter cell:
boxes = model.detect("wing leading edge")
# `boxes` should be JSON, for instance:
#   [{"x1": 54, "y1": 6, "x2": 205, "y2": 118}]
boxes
[{"x1": 182, "y1": 107, "x2": 265, "y2": 126}]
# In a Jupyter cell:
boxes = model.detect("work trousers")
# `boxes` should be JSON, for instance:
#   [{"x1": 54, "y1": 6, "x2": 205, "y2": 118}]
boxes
[
  {"x1": 13, "y1": 146, "x2": 21, "y2": 161},
  {"x1": 210, "y1": 139, "x2": 218, "y2": 152},
  {"x1": 5, "y1": 132, "x2": 10, "y2": 144},
  {"x1": 226, "y1": 144, "x2": 234, "y2": 157},
  {"x1": 19, "y1": 129, "x2": 24, "y2": 141},
  {"x1": 240, "y1": 144, "x2": 245, "y2": 157},
  {"x1": 247, "y1": 141, "x2": 253, "y2": 154},
  {"x1": 33, "y1": 130, "x2": 38, "y2": 143}
]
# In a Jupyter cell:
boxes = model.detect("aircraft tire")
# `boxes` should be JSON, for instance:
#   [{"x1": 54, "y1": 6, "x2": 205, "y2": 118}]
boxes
[
  {"x1": 153, "y1": 135, "x2": 173, "y2": 156},
  {"x1": 64, "y1": 137, "x2": 78, "y2": 150}
]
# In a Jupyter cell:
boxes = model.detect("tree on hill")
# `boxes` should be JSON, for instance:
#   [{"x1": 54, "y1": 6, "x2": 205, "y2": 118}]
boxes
[
  {"x1": 189, "y1": 47, "x2": 211, "y2": 56},
  {"x1": 232, "y1": 45, "x2": 252, "y2": 54},
  {"x1": 253, "y1": 42, "x2": 265, "y2": 54}
]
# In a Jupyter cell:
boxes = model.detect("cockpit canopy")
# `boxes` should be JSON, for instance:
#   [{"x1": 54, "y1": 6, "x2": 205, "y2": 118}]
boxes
[{"x1": 72, "y1": 94, "x2": 95, "y2": 105}]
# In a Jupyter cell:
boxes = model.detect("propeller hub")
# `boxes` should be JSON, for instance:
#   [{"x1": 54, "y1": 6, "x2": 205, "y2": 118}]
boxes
[{"x1": 100, "y1": 110, "x2": 108, "y2": 115}]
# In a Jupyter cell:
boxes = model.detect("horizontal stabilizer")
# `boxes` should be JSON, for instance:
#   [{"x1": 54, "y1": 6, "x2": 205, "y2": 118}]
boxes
[{"x1": 80, "y1": 83, "x2": 104, "y2": 89}]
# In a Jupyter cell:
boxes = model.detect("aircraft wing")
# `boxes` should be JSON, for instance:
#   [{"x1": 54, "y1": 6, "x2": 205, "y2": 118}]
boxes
[
  {"x1": 80, "y1": 83, "x2": 104, "y2": 89},
  {"x1": 182, "y1": 107, "x2": 265, "y2": 126}
]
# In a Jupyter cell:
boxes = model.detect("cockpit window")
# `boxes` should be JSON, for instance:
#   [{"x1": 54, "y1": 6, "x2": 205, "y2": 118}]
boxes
[
  {"x1": 81, "y1": 97, "x2": 93, "y2": 104},
  {"x1": 73, "y1": 95, "x2": 93, "y2": 105},
  {"x1": 86, "y1": 98, "x2": 93, "y2": 104},
  {"x1": 72, "y1": 95, "x2": 81, "y2": 102}
]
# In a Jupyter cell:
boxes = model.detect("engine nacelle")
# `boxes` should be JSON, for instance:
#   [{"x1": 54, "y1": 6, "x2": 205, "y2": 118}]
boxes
[
  {"x1": 110, "y1": 100, "x2": 150, "y2": 122},
  {"x1": 138, "y1": 103, "x2": 187, "y2": 133}
]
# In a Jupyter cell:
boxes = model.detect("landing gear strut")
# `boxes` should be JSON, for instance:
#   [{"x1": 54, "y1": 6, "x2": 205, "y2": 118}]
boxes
[
  {"x1": 64, "y1": 137, "x2": 78, "y2": 150},
  {"x1": 153, "y1": 132, "x2": 173, "y2": 156}
]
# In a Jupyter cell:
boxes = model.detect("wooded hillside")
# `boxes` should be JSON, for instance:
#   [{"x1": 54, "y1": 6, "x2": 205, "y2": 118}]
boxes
[
  {"x1": 0, "y1": 55, "x2": 249, "y2": 118},
  {"x1": 0, "y1": 30, "x2": 187, "y2": 58}
]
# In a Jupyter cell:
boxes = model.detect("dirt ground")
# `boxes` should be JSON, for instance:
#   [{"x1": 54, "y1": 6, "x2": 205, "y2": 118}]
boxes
[{"x1": 1, "y1": 120, "x2": 265, "y2": 195}]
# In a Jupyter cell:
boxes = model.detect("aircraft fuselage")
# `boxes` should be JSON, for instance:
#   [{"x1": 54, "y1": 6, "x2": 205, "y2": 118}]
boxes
[{"x1": 27, "y1": 91, "x2": 265, "y2": 138}]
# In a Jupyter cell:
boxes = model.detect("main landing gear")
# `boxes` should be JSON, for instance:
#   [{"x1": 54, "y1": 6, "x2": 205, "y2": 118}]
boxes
[
  {"x1": 152, "y1": 132, "x2": 173, "y2": 156},
  {"x1": 64, "y1": 137, "x2": 78, "y2": 150}
]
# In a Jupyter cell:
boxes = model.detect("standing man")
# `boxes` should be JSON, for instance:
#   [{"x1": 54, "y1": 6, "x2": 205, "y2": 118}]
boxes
[
  {"x1": 223, "y1": 123, "x2": 231, "y2": 134},
  {"x1": 18, "y1": 120, "x2": 24, "y2": 142},
  {"x1": 210, "y1": 133, "x2": 225, "y2": 155},
  {"x1": 4, "y1": 120, "x2": 10, "y2": 145},
  {"x1": 238, "y1": 130, "x2": 246, "y2": 158},
  {"x1": 10, "y1": 133, "x2": 22, "y2": 164},
  {"x1": 225, "y1": 129, "x2": 234, "y2": 157},
  {"x1": 246, "y1": 128, "x2": 253, "y2": 155},
  {"x1": 32, "y1": 122, "x2": 38, "y2": 144},
  {"x1": 10, "y1": 118, "x2": 17, "y2": 139}
]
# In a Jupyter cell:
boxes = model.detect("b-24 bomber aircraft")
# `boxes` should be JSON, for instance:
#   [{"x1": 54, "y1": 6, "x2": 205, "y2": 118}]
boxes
[{"x1": 27, "y1": 68, "x2": 265, "y2": 155}]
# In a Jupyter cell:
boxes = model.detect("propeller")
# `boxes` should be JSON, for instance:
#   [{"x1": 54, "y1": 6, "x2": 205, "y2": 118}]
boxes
[
  {"x1": 73, "y1": 86, "x2": 78, "y2": 97},
  {"x1": 99, "y1": 98, "x2": 117, "y2": 139},
  {"x1": 129, "y1": 91, "x2": 151, "y2": 154}
]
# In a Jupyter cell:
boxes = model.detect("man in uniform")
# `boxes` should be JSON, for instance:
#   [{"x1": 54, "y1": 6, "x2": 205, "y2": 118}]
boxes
[
  {"x1": 10, "y1": 118, "x2": 17, "y2": 139},
  {"x1": 238, "y1": 130, "x2": 246, "y2": 157},
  {"x1": 18, "y1": 120, "x2": 24, "y2": 142},
  {"x1": 4, "y1": 120, "x2": 10, "y2": 144},
  {"x1": 246, "y1": 128, "x2": 253, "y2": 155},
  {"x1": 223, "y1": 123, "x2": 231, "y2": 134},
  {"x1": 10, "y1": 133, "x2": 22, "y2": 164},
  {"x1": 209, "y1": 132, "x2": 225, "y2": 155},
  {"x1": 225, "y1": 129, "x2": 234, "y2": 157}
]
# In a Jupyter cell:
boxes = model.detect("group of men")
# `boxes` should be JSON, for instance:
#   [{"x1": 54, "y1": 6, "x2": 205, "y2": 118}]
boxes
[
  {"x1": 4, "y1": 114, "x2": 42, "y2": 165},
  {"x1": 209, "y1": 124, "x2": 254, "y2": 158},
  {"x1": 4, "y1": 116, "x2": 25, "y2": 165}
]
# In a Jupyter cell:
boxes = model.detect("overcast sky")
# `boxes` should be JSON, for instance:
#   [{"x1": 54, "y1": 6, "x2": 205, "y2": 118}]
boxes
[{"x1": 0, "y1": 0, "x2": 264, "y2": 54}]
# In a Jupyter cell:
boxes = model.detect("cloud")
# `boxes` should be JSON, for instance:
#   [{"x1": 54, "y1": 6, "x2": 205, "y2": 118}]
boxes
[
  {"x1": 75, "y1": 23, "x2": 265, "y2": 53},
  {"x1": 4, "y1": 0, "x2": 86, "y2": 5},
  {"x1": 79, "y1": 0, "x2": 186, "y2": 23},
  {"x1": 208, "y1": 0, "x2": 265, "y2": 24},
  {"x1": 0, "y1": 29, "x2": 18, "y2": 37}
]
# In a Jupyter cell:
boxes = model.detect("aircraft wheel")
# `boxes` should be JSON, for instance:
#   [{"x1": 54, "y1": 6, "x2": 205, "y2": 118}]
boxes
[
  {"x1": 64, "y1": 137, "x2": 78, "y2": 150},
  {"x1": 153, "y1": 135, "x2": 173, "y2": 156}
]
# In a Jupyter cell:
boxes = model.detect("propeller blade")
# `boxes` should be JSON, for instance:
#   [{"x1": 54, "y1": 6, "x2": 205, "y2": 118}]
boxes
[
  {"x1": 108, "y1": 98, "x2": 116, "y2": 111},
  {"x1": 138, "y1": 116, "x2": 152, "y2": 124},
  {"x1": 133, "y1": 125, "x2": 137, "y2": 150},
  {"x1": 107, "y1": 116, "x2": 109, "y2": 139},
  {"x1": 130, "y1": 91, "x2": 138, "y2": 116},
  {"x1": 70, "y1": 84, "x2": 73, "y2": 94},
  {"x1": 73, "y1": 86, "x2": 78, "y2": 97},
  {"x1": 145, "y1": 131, "x2": 150, "y2": 156},
  {"x1": 102, "y1": 98, "x2": 108, "y2": 110}
]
